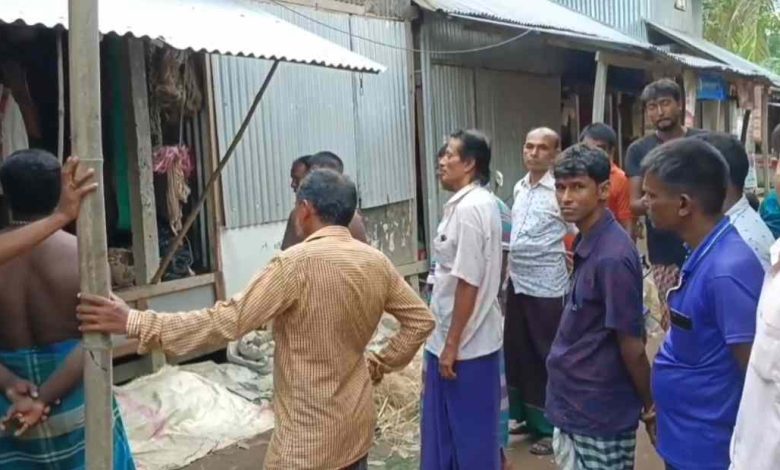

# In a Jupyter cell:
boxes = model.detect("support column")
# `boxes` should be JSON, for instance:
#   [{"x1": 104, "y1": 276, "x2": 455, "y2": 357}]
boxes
[{"x1": 592, "y1": 52, "x2": 608, "y2": 124}]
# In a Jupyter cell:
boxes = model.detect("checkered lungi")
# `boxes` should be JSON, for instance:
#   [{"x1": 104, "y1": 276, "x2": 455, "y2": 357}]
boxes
[{"x1": 553, "y1": 428, "x2": 636, "y2": 470}]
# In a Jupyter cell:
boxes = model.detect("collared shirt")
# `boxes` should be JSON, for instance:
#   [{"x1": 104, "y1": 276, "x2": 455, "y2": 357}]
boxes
[
  {"x1": 509, "y1": 172, "x2": 569, "y2": 298},
  {"x1": 730, "y1": 240, "x2": 780, "y2": 470},
  {"x1": 127, "y1": 226, "x2": 435, "y2": 470},
  {"x1": 546, "y1": 211, "x2": 644, "y2": 437},
  {"x1": 652, "y1": 218, "x2": 762, "y2": 469},
  {"x1": 727, "y1": 195, "x2": 774, "y2": 270},
  {"x1": 427, "y1": 184, "x2": 503, "y2": 360},
  {"x1": 608, "y1": 163, "x2": 632, "y2": 227}
]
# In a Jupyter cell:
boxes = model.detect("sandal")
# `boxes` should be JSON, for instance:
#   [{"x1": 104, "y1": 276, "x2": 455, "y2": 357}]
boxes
[{"x1": 529, "y1": 437, "x2": 553, "y2": 456}]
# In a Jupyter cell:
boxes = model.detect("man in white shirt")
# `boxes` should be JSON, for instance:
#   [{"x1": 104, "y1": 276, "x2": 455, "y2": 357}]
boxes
[
  {"x1": 730, "y1": 239, "x2": 780, "y2": 469},
  {"x1": 422, "y1": 129, "x2": 503, "y2": 470},
  {"x1": 695, "y1": 132, "x2": 773, "y2": 270},
  {"x1": 505, "y1": 127, "x2": 568, "y2": 456}
]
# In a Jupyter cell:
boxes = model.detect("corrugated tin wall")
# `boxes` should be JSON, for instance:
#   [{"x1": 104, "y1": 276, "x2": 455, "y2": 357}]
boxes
[
  {"x1": 212, "y1": 3, "x2": 413, "y2": 228},
  {"x1": 553, "y1": 0, "x2": 648, "y2": 40},
  {"x1": 552, "y1": 0, "x2": 703, "y2": 40}
]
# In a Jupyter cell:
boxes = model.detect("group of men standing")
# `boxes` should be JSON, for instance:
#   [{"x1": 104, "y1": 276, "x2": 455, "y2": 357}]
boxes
[
  {"x1": 420, "y1": 77, "x2": 778, "y2": 470},
  {"x1": 1, "y1": 76, "x2": 779, "y2": 470}
]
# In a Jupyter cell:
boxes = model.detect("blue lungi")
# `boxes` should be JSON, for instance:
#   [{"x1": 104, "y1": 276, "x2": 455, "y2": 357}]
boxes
[
  {"x1": 0, "y1": 339, "x2": 136, "y2": 470},
  {"x1": 421, "y1": 350, "x2": 501, "y2": 470}
]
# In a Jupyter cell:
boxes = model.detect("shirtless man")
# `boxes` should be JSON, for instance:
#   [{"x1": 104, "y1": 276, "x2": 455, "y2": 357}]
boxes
[
  {"x1": 0, "y1": 149, "x2": 135, "y2": 469},
  {"x1": 281, "y1": 151, "x2": 367, "y2": 249}
]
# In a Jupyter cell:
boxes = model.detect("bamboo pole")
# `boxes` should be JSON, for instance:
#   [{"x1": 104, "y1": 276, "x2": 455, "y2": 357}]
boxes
[
  {"x1": 151, "y1": 60, "x2": 280, "y2": 284},
  {"x1": 69, "y1": 0, "x2": 114, "y2": 468},
  {"x1": 56, "y1": 29, "x2": 65, "y2": 161}
]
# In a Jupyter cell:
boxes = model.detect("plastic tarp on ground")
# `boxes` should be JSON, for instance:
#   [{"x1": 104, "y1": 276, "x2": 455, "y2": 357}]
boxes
[{"x1": 115, "y1": 364, "x2": 274, "y2": 470}]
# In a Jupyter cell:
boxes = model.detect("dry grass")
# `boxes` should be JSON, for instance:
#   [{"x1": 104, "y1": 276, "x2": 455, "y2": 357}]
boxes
[{"x1": 373, "y1": 351, "x2": 422, "y2": 460}]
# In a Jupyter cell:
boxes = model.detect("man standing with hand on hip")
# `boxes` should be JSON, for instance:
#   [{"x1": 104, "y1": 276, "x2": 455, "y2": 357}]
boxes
[{"x1": 422, "y1": 129, "x2": 503, "y2": 469}]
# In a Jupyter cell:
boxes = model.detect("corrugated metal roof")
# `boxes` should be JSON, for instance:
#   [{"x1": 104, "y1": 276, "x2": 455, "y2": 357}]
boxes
[
  {"x1": 667, "y1": 52, "x2": 757, "y2": 77},
  {"x1": 415, "y1": 0, "x2": 649, "y2": 50},
  {"x1": 646, "y1": 19, "x2": 780, "y2": 86},
  {"x1": 0, "y1": 0, "x2": 384, "y2": 73}
]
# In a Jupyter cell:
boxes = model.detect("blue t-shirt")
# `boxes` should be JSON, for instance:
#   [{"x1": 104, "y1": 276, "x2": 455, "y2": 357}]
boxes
[
  {"x1": 546, "y1": 211, "x2": 645, "y2": 437},
  {"x1": 652, "y1": 218, "x2": 762, "y2": 469}
]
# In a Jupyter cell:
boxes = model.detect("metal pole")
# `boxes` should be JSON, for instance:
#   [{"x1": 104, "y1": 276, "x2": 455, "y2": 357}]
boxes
[
  {"x1": 151, "y1": 60, "x2": 280, "y2": 284},
  {"x1": 69, "y1": 1, "x2": 114, "y2": 468}
]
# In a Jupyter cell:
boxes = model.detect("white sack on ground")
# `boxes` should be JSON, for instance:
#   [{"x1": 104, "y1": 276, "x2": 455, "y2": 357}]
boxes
[{"x1": 115, "y1": 366, "x2": 274, "y2": 470}]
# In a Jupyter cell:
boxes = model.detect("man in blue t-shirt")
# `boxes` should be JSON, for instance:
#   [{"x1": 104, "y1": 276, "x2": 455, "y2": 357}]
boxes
[{"x1": 642, "y1": 138, "x2": 762, "y2": 469}]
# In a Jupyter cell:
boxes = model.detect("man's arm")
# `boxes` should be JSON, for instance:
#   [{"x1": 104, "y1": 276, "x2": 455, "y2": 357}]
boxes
[
  {"x1": 36, "y1": 345, "x2": 82, "y2": 405},
  {"x1": 280, "y1": 209, "x2": 300, "y2": 250},
  {"x1": 730, "y1": 343, "x2": 752, "y2": 371},
  {"x1": 367, "y1": 268, "x2": 435, "y2": 383},
  {"x1": 0, "y1": 156, "x2": 96, "y2": 265},
  {"x1": 79, "y1": 256, "x2": 300, "y2": 357},
  {"x1": 439, "y1": 279, "x2": 479, "y2": 379},
  {"x1": 618, "y1": 334, "x2": 653, "y2": 410},
  {"x1": 349, "y1": 211, "x2": 368, "y2": 244},
  {"x1": 629, "y1": 176, "x2": 646, "y2": 217}
]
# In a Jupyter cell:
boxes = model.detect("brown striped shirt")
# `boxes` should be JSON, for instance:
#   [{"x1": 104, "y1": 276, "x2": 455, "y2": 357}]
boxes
[{"x1": 127, "y1": 225, "x2": 434, "y2": 469}]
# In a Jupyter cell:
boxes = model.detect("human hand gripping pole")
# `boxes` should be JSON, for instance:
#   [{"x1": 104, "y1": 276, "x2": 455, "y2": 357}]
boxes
[{"x1": 77, "y1": 292, "x2": 131, "y2": 335}]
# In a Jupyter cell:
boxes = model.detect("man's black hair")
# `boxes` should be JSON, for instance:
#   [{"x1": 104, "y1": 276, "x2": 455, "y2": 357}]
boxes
[
  {"x1": 296, "y1": 169, "x2": 357, "y2": 226},
  {"x1": 579, "y1": 122, "x2": 618, "y2": 153},
  {"x1": 450, "y1": 129, "x2": 491, "y2": 185},
  {"x1": 641, "y1": 137, "x2": 728, "y2": 216},
  {"x1": 554, "y1": 144, "x2": 611, "y2": 185},
  {"x1": 437, "y1": 143, "x2": 447, "y2": 160},
  {"x1": 0, "y1": 149, "x2": 61, "y2": 217},
  {"x1": 692, "y1": 132, "x2": 749, "y2": 191},
  {"x1": 309, "y1": 151, "x2": 344, "y2": 174},
  {"x1": 291, "y1": 155, "x2": 311, "y2": 171},
  {"x1": 640, "y1": 78, "x2": 682, "y2": 104}
]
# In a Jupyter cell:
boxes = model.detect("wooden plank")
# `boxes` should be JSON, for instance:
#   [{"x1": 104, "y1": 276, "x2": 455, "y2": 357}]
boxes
[
  {"x1": 683, "y1": 70, "x2": 698, "y2": 128},
  {"x1": 203, "y1": 54, "x2": 226, "y2": 301},
  {"x1": 123, "y1": 37, "x2": 165, "y2": 371},
  {"x1": 123, "y1": 38, "x2": 160, "y2": 286},
  {"x1": 592, "y1": 53, "x2": 608, "y2": 124},
  {"x1": 115, "y1": 273, "x2": 217, "y2": 302},
  {"x1": 69, "y1": 0, "x2": 114, "y2": 466},
  {"x1": 763, "y1": 86, "x2": 771, "y2": 193},
  {"x1": 397, "y1": 259, "x2": 429, "y2": 277}
]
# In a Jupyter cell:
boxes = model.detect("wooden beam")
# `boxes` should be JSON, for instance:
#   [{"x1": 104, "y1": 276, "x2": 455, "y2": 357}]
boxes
[
  {"x1": 397, "y1": 259, "x2": 429, "y2": 277},
  {"x1": 592, "y1": 53, "x2": 608, "y2": 124},
  {"x1": 115, "y1": 273, "x2": 217, "y2": 302},
  {"x1": 69, "y1": 0, "x2": 113, "y2": 467},
  {"x1": 683, "y1": 70, "x2": 698, "y2": 128},
  {"x1": 122, "y1": 37, "x2": 166, "y2": 372},
  {"x1": 763, "y1": 86, "x2": 771, "y2": 194}
]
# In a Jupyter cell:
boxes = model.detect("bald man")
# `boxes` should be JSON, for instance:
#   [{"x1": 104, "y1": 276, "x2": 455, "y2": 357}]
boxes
[{"x1": 504, "y1": 128, "x2": 568, "y2": 455}]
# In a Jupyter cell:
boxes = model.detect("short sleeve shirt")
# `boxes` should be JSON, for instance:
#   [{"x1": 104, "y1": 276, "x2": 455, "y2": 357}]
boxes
[
  {"x1": 625, "y1": 129, "x2": 705, "y2": 267},
  {"x1": 608, "y1": 163, "x2": 632, "y2": 226},
  {"x1": 427, "y1": 185, "x2": 503, "y2": 360},
  {"x1": 545, "y1": 211, "x2": 644, "y2": 437},
  {"x1": 652, "y1": 218, "x2": 762, "y2": 469},
  {"x1": 509, "y1": 172, "x2": 569, "y2": 298},
  {"x1": 727, "y1": 195, "x2": 774, "y2": 270}
]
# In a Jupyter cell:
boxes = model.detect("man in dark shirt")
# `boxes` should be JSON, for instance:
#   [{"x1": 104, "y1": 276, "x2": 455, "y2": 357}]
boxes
[
  {"x1": 625, "y1": 78, "x2": 703, "y2": 330},
  {"x1": 546, "y1": 144, "x2": 654, "y2": 469},
  {"x1": 280, "y1": 151, "x2": 367, "y2": 249}
]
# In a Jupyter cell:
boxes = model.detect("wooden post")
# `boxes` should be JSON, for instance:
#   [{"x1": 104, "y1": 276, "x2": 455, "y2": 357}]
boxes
[
  {"x1": 56, "y1": 30, "x2": 65, "y2": 161},
  {"x1": 592, "y1": 52, "x2": 608, "y2": 124},
  {"x1": 683, "y1": 70, "x2": 698, "y2": 128},
  {"x1": 69, "y1": 0, "x2": 114, "y2": 468},
  {"x1": 122, "y1": 38, "x2": 166, "y2": 371},
  {"x1": 762, "y1": 85, "x2": 771, "y2": 194}
]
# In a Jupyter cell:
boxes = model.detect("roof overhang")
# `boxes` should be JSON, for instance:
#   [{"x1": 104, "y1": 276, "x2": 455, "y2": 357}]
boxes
[{"x1": 0, "y1": 0, "x2": 385, "y2": 74}]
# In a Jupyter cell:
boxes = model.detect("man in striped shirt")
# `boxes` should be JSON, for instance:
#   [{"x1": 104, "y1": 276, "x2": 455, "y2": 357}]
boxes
[{"x1": 78, "y1": 169, "x2": 435, "y2": 470}]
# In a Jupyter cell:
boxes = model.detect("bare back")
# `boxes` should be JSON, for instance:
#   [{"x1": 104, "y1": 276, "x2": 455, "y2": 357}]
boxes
[{"x1": 0, "y1": 228, "x2": 80, "y2": 350}]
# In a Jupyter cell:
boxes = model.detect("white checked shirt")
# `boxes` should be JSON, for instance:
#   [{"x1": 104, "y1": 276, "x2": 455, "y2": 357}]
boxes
[
  {"x1": 508, "y1": 172, "x2": 569, "y2": 298},
  {"x1": 727, "y1": 195, "x2": 774, "y2": 271},
  {"x1": 427, "y1": 184, "x2": 503, "y2": 360}
]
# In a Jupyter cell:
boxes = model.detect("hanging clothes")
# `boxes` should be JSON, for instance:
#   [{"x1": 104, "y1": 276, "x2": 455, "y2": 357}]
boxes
[{"x1": 0, "y1": 84, "x2": 28, "y2": 160}]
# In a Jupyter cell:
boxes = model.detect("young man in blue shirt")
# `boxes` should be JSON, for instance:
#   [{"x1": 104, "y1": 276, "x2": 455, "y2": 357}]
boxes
[
  {"x1": 642, "y1": 138, "x2": 762, "y2": 470},
  {"x1": 546, "y1": 144, "x2": 654, "y2": 469}
]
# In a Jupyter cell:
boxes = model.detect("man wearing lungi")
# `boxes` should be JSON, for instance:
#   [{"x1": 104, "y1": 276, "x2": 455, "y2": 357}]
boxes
[
  {"x1": 546, "y1": 144, "x2": 654, "y2": 469},
  {"x1": 422, "y1": 130, "x2": 503, "y2": 469},
  {"x1": 505, "y1": 127, "x2": 568, "y2": 455},
  {"x1": 0, "y1": 149, "x2": 135, "y2": 469}
]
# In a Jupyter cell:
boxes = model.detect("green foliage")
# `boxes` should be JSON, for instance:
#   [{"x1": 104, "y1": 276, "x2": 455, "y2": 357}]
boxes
[{"x1": 703, "y1": 0, "x2": 780, "y2": 72}]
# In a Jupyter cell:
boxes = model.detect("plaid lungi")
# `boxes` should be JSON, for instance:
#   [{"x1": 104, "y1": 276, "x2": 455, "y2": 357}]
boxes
[
  {"x1": 553, "y1": 428, "x2": 636, "y2": 470},
  {"x1": 0, "y1": 339, "x2": 135, "y2": 470}
]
